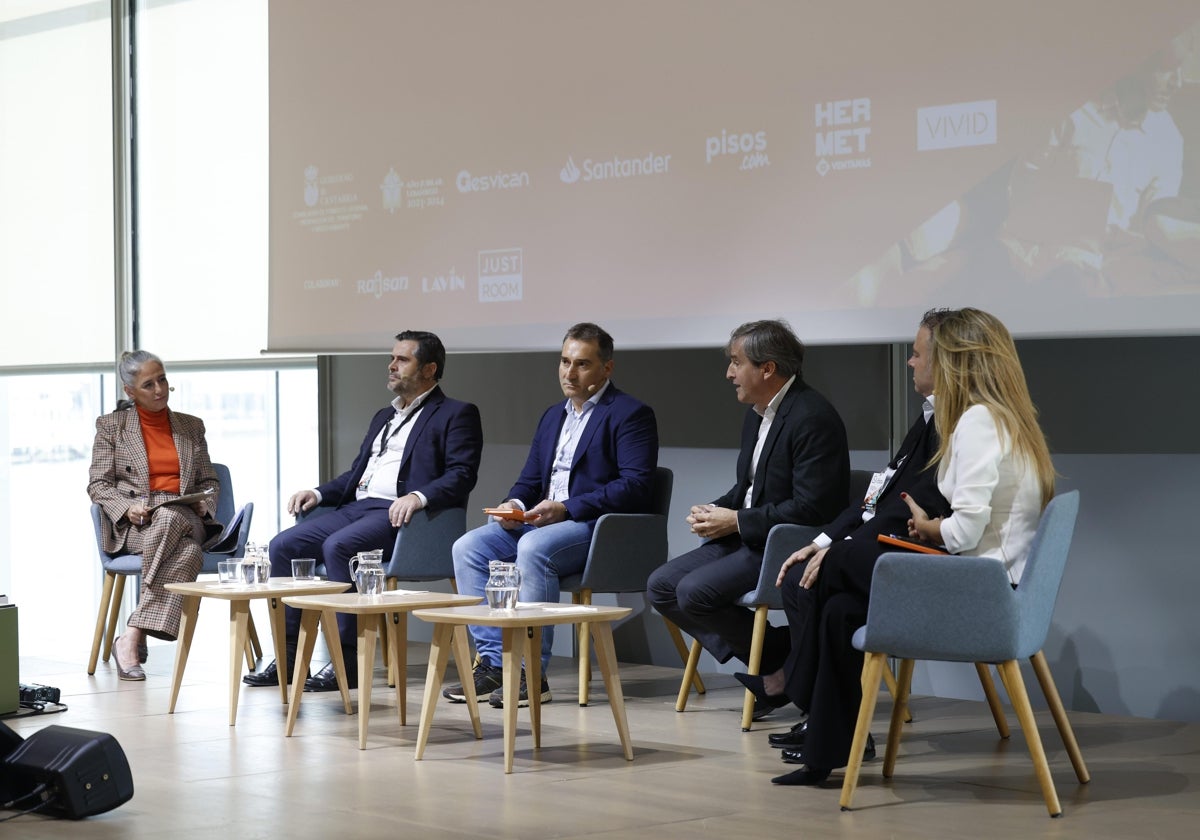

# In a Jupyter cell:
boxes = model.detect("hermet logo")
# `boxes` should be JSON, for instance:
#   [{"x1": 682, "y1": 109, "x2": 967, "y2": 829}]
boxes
[
  {"x1": 559, "y1": 151, "x2": 671, "y2": 184},
  {"x1": 478, "y1": 248, "x2": 523, "y2": 302},
  {"x1": 456, "y1": 169, "x2": 531, "y2": 193}
]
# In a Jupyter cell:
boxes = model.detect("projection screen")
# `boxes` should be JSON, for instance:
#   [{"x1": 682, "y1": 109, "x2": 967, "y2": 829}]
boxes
[{"x1": 268, "y1": 0, "x2": 1200, "y2": 352}]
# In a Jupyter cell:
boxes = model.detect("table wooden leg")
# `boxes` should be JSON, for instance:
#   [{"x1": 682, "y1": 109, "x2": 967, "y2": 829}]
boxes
[
  {"x1": 286, "y1": 609, "x2": 321, "y2": 736},
  {"x1": 527, "y1": 627, "x2": 543, "y2": 750},
  {"x1": 266, "y1": 595, "x2": 290, "y2": 706},
  {"x1": 591, "y1": 622, "x2": 633, "y2": 761},
  {"x1": 228, "y1": 601, "x2": 251, "y2": 726},
  {"x1": 449, "y1": 625, "x2": 482, "y2": 739},
  {"x1": 415, "y1": 623, "x2": 455, "y2": 760},
  {"x1": 168, "y1": 594, "x2": 200, "y2": 714},
  {"x1": 357, "y1": 613, "x2": 378, "y2": 749},
  {"x1": 387, "y1": 611, "x2": 408, "y2": 727},
  {"x1": 501, "y1": 627, "x2": 522, "y2": 773},
  {"x1": 320, "y1": 609, "x2": 353, "y2": 714}
]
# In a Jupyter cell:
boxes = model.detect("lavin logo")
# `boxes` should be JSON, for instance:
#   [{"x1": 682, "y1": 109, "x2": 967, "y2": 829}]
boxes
[
  {"x1": 478, "y1": 248, "x2": 523, "y2": 302},
  {"x1": 917, "y1": 100, "x2": 997, "y2": 151}
]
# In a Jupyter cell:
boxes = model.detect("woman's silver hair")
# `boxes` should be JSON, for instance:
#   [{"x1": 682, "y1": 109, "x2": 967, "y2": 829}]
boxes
[{"x1": 118, "y1": 350, "x2": 163, "y2": 388}]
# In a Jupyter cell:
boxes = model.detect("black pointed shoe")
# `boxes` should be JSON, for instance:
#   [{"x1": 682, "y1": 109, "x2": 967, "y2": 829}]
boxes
[{"x1": 734, "y1": 672, "x2": 789, "y2": 710}]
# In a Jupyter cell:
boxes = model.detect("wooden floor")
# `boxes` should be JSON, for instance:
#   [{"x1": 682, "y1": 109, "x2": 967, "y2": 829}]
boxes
[{"x1": 5, "y1": 632, "x2": 1199, "y2": 838}]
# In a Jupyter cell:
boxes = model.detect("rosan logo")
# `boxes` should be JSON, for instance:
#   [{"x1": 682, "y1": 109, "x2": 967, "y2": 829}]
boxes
[
  {"x1": 559, "y1": 152, "x2": 671, "y2": 184},
  {"x1": 560, "y1": 156, "x2": 581, "y2": 184},
  {"x1": 356, "y1": 270, "x2": 409, "y2": 299},
  {"x1": 456, "y1": 169, "x2": 531, "y2": 193}
]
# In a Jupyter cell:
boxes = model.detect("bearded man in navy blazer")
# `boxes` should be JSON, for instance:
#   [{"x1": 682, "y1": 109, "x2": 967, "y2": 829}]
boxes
[
  {"x1": 648, "y1": 319, "x2": 849, "y2": 691},
  {"x1": 445, "y1": 322, "x2": 659, "y2": 708},
  {"x1": 246, "y1": 330, "x2": 483, "y2": 691}
]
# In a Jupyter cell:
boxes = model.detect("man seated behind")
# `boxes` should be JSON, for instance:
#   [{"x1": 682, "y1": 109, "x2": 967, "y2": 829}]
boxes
[
  {"x1": 445, "y1": 322, "x2": 659, "y2": 707},
  {"x1": 246, "y1": 330, "x2": 482, "y2": 691},
  {"x1": 648, "y1": 319, "x2": 849, "y2": 698}
]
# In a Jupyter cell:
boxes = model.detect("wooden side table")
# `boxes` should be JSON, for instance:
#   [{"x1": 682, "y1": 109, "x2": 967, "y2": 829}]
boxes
[
  {"x1": 281, "y1": 591, "x2": 483, "y2": 748},
  {"x1": 164, "y1": 578, "x2": 350, "y2": 725},
  {"x1": 412, "y1": 603, "x2": 633, "y2": 773}
]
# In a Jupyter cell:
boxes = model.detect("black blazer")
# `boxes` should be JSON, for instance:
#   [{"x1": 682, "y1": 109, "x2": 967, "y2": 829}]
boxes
[
  {"x1": 712, "y1": 380, "x2": 849, "y2": 549},
  {"x1": 824, "y1": 411, "x2": 950, "y2": 545}
]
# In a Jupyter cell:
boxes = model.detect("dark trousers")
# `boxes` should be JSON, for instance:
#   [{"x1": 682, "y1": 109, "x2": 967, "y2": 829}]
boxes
[
  {"x1": 648, "y1": 535, "x2": 789, "y2": 672},
  {"x1": 780, "y1": 536, "x2": 882, "y2": 770},
  {"x1": 269, "y1": 498, "x2": 397, "y2": 649}
]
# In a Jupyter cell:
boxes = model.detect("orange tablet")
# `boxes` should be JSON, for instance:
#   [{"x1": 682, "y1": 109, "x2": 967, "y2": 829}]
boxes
[{"x1": 877, "y1": 534, "x2": 949, "y2": 555}]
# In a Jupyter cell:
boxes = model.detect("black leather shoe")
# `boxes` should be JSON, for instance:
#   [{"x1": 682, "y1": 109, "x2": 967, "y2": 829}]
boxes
[
  {"x1": 243, "y1": 659, "x2": 309, "y2": 687},
  {"x1": 769, "y1": 720, "x2": 809, "y2": 748},
  {"x1": 771, "y1": 765, "x2": 832, "y2": 786},
  {"x1": 781, "y1": 733, "x2": 875, "y2": 765},
  {"x1": 304, "y1": 662, "x2": 357, "y2": 692}
]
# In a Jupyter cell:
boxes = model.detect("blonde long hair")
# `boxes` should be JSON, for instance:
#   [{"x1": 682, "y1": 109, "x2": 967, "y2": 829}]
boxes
[{"x1": 930, "y1": 308, "x2": 1055, "y2": 507}]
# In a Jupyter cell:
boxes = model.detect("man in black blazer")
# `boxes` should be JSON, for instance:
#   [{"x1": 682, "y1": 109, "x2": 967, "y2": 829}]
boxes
[
  {"x1": 246, "y1": 330, "x2": 483, "y2": 690},
  {"x1": 764, "y1": 309, "x2": 953, "y2": 785},
  {"x1": 648, "y1": 320, "x2": 849, "y2": 679}
]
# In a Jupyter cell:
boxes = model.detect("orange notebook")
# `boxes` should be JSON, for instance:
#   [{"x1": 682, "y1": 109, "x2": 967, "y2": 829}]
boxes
[
  {"x1": 482, "y1": 507, "x2": 533, "y2": 522},
  {"x1": 877, "y1": 534, "x2": 949, "y2": 555}
]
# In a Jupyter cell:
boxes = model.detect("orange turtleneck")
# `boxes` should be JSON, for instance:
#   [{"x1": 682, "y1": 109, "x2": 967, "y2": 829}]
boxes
[{"x1": 136, "y1": 405, "x2": 181, "y2": 494}]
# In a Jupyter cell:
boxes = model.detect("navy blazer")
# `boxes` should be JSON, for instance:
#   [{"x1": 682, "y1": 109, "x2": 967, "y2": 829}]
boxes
[
  {"x1": 506, "y1": 382, "x2": 658, "y2": 523},
  {"x1": 713, "y1": 380, "x2": 849, "y2": 549},
  {"x1": 316, "y1": 386, "x2": 483, "y2": 511}
]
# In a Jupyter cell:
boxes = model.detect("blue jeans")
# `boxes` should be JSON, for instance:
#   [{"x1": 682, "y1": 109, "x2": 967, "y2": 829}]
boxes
[{"x1": 452, "y1": 519, "x2": 594, "y2": 669}]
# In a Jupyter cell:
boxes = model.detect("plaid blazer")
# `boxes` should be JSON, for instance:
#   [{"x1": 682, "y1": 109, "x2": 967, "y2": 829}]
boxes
[{"x1": 87, "y1": 406, "x2": 220, "y2": 554}]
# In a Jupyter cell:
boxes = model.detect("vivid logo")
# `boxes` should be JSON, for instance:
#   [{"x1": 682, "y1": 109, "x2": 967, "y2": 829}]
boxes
[{"x1": 917, "y1": 100, "x2": 997, "y2": 151}]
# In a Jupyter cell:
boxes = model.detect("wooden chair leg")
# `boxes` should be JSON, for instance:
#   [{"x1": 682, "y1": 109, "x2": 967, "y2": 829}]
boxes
[
  {"x1": 882, "y1": 659, "x2": 912, "y2": 723},
  {"x1": 102, "y1": 575, "x2": 128, "y2": 665},
  {"x1": 576, "y1": 590, "x2": 593, "y2": 707},
  {"x1": 663, "y1": 618, "x2": 706, "y2": 695},
  {"x1": 740, "y1": 607, "x2": 769, "y2": 732},
  {"x1": 976, "y1": 662, "x2": 1011, "y2": 739},
  {"x1": 88, "y1": 572, "x2": 118, "y2": 675},
  {"x1": 1030, "y1": 650, "x2": 1090, "y2": 784},
  {"x1": 676, "y1": 639, "x2": 702, "y2": 712},
  {"x1": 840, "y1": 652, "x2": 888, "y2": 810},
  {"x1": 997, "y1": 659, "x2": 1062, "y2": 817},
  {"x1": 883, "y1": 659, "x2": 914, "y2": 778}
]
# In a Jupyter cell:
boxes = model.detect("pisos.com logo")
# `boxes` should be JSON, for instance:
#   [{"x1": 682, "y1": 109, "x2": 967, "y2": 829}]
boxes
[
  {"x1": 705, "y1": 130, "x2": 769, "y2": 170},
  {"x1": 559, "y1": 151, "x2": 671, "y2": 184}
]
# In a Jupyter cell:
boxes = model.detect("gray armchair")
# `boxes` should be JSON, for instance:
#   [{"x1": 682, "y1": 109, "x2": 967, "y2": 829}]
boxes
[{"x1": 839, "y1": 490, "x2": 1089, "y2": 817}]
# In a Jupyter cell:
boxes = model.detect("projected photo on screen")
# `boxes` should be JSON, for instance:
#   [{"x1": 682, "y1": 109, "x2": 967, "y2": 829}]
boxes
[{"x1": 268, "y1": 1, "x2": 1200, "y2": 353}]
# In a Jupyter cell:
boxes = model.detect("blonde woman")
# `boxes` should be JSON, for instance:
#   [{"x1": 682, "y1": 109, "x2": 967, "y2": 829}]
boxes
[
  {"x1": 88, "y1": 351, "x2": 221, "y2": 680},
  {"x1": 901, "y1": 307, "x2": 1055, "y2": 583},
  {"x1": 774, "y1": 308, "x2": 1055, "y2": 787}
]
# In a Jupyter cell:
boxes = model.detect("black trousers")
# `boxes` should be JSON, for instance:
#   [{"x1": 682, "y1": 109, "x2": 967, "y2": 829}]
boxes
[
  {"x1": 648, "y1": 535, "x2": 790, "y2": 672},
  {"x1": 780, "y1": 536, "x2": 882, "y2": 770}
]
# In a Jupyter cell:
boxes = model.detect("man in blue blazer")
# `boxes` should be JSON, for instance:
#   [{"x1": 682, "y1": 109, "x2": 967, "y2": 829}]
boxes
[
  {"x1": 246, "y1": 330, "x2": 483, "y2": 690},
  {"x1": 446, "y1": 322, "x2": 659, "y2": 707},
  {"x1": 648, "y1": 319, "x2": 849, "y2": 692}
]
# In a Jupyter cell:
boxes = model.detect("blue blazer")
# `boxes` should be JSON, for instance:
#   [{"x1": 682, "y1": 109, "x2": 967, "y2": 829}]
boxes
[
  {"x1": 506, "y1": 382, "x2": 659, "y2": 523},
  {"x1": 317, "y1": 386, "x2": 483, "y2": 511}
]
